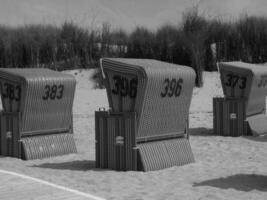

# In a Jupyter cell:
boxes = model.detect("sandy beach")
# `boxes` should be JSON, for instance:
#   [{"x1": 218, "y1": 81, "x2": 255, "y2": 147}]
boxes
[{"x1": 0, "y1": 69, "x2": 266, "y2": 200}]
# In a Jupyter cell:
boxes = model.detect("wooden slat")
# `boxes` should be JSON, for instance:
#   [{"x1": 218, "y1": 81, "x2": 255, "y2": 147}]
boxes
[
  {"x1": 12, "y1": 113, "x2": 21, "y2": 158},
  {"x1": 0, "y1": 113, "x2": 7, "y2": 156}
]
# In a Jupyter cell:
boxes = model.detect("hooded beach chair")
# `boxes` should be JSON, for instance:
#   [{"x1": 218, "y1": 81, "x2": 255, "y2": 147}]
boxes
[
  {"x1": 0, "y1": 68, "x2": 77, "y2": 159},
  {"x1": 95, "y1": 58, "x2": 196, "y2": 171},
  {"x1": 214, "y1": 61, "x2": 267, "y2": 136}
]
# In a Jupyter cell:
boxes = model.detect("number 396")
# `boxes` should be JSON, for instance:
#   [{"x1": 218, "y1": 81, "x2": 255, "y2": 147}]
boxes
[
  {"x1": 111, "y1": 75, "x2": 137, "y2": 99},
  {"x1": 161, "y1": 78, "x2": 183, "y2": 98}
]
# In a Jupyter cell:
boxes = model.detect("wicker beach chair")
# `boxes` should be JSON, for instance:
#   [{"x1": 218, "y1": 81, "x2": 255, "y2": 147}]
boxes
[
  {"x1": 214, "y1": 61, "x2": 267, "y2": 136},
  {"x1": 0, "y1": 68, "x2": 77, "y2": 159},
  {"x1": 96, "y1": 58, "x2": 196, "y2": 171}
]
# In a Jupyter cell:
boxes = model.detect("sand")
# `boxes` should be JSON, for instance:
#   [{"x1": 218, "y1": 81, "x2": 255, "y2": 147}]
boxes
[{"x1": 0, "y1": 70, "x2": 266, "y2": 200}]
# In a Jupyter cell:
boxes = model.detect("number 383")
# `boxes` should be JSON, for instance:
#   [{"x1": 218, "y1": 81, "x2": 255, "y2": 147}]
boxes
[
  {"x1": 1, "y1": 82, "x2": 21, "y2": 101},
  {"x1": 42, "y1": 84, "x2": 64, "y2": 100}
]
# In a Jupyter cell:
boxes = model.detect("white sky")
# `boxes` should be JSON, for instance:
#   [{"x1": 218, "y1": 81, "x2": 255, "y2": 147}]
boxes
[{"x1": 0, "y1": 0, "x2": 266, "y2": 31}]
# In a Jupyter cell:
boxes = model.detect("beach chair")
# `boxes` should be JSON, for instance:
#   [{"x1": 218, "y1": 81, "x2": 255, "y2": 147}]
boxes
[
  {"x1": 214, "y1": 61, "x2": 267, "y2": 136},
  {"x1": 95, "y1": 58, "x2": 195, "y2": 171},
  {"x1": 0, "y1": 68, "x2": 77, "y2": 159}
]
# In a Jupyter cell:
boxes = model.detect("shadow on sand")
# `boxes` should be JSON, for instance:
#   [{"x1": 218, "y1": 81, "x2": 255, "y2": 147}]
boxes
[
  {"x1": 31, "y1": 160, "x2": 97, "y2": 171},
  {"x1": 189, "y1": 127, "x2": 214, "y2": 136},
  {"x1": 193, "y1": 174, "x2": 267, "y2": 192},
  {"x1": 189, "y1": 128, "x2": 267, "y2": 143}
]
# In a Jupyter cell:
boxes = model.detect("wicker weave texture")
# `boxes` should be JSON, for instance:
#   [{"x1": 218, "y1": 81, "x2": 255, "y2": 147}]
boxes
[
  {"x1": 102, "y1": 58, "x2": 195, "y2": 141},
  {"x1": 0, "y1": 112, "x2": 21, "y2": 157},
  {"x1": 0, "y1": 68, "x2": 76, "y2": 135},
  {"x1": 21, "y1": 133, "x2": 77, "y2": 160},
  {"x1": 104, "y1": 69, "x2": 137, "y2": 112},
  {"x1": 219, "y1": 62, "x2": 267, "y2": 116},
  {"x1": 138, "y1": 138, "x2": 194, "y2": 171},
  {"x1": 213, "y1": 97, "x2": 247, "y2": 136},
  {"x1": 95, "y1": 111, "x2": 137, "y2": 171},
  {"x1": 95, "y1": 111, "x2": 193, "y2": 171}
]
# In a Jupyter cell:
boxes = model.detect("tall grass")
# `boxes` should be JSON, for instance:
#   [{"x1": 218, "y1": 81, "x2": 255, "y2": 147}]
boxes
[{"x1": 1, "y1": 8, "x2": 267, "y2": 86}]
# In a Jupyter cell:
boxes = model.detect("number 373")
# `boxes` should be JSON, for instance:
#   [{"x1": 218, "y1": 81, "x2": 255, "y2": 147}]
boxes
[{"x1": 225, "y1": 74, "x2": 247, "y2": 89}]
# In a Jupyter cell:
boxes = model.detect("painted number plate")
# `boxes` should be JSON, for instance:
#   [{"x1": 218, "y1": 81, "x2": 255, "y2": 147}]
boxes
[
  {"x1": 161, "y1": 78, "x2": 183, "y2": 98},
  {"x1": 111, "y1": 75, "x2": 138, "y2": 99},
  {"x1": 224, "y1": 74, "x2": 247, "y2": 89},
  {"x1": 1, "y1": 82, "x2": 21, "y2": 101}
]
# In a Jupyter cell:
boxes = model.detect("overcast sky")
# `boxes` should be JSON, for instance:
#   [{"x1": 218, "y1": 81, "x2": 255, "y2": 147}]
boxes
[{"x1": 0, "y1": 0, "x2": 266, "y2": 31}]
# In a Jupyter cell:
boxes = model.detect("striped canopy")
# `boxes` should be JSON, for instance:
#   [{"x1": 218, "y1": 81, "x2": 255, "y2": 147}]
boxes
[
  {"x1": 101, "y1": 58, "x2": 196, "y2": 141},
  {"x1": 219, "y1": 61, "x2": 267, "y2": 116},
  {"x1": 0, "y1": 68, "x2": 76, "y2": 135}
]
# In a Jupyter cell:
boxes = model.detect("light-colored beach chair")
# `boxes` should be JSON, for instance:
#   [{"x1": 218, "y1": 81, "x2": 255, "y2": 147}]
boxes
[
  {"x1": 214, "y1": 61, "x2": 267, "y2": 136},
  {"x1": 96, "y1": 58, "x2": 195, "y2": 171},
  {"x1": 0, "y1": 68, "x2": 77, "y2": 159}
]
